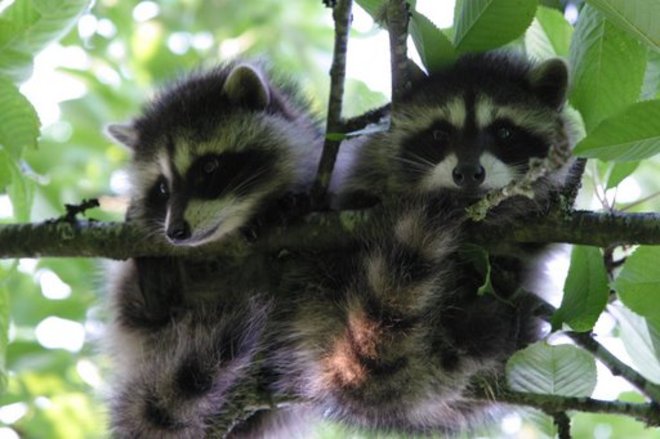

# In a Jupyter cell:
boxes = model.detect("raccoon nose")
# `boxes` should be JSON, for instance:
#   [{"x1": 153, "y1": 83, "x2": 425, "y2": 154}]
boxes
[
  {"x1": 166, "y1": 221, "x2": 191, "y2": 242},
  {"x1": 452, "y1": 164, "x2": 485, "y2": 187}
]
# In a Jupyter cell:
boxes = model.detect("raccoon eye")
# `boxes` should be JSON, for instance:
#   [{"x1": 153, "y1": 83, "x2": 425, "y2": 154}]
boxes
[
  {"x1": 203, "y1": 157, "x2": 219, "y2": 174},
  {"x1": 495, "y1": 125, "x2": 515, "y2": 141},
  {"x1": 432, "y1": 129, "x2": 450, "y2": 142},
  {"x1": 157, "y1": 179, "x2": 169, "y2": 199}
]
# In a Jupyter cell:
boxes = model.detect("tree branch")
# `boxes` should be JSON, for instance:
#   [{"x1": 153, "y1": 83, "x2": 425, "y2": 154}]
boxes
[
  {"x1": 339, "y1": 103, "x2": 390, "y2": 133},
  {"x1": 553, "y1": 412, "x2": 572, "y2": 439},
  {"x1": 468, "y1": 210, "x2": 660, "y2": 249},
  {"x1": 1, "y1": 210, "x2": 658, "y2": 259},
  {"x1": 467, "y1": 138, "x2": 574, "y2": 221},
  {"x1": 566, "y1": 331, "x2": 660, "y2": 403},
  {"x1": 489, "y1": 390, "x2": 660, "y2": 426},
  {"x1": 205, "y1": 374, "x2": 660, "y2": 436},
  {"x1": 385, "y1": 0, "x2": 410, "y2": 112},
  {"x1": 311, "y1": 0, "x2": 353, "y2": 206}
]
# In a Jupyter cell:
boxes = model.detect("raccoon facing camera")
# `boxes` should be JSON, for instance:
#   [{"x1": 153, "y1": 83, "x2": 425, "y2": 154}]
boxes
[{"x1": 341, "y1": 51, "x2": 578, "y2": 220}]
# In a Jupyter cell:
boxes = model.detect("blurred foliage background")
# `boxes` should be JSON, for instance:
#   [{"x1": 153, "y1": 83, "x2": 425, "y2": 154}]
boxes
[{"x1": 0, "y1": 0, "x2": 659, "y2": 438}]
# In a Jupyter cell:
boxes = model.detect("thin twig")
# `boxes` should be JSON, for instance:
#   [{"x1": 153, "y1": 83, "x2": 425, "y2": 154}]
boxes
[
  {"x1": 311, "y1": 0, "x2": 353, "y2": 207},
  {"x1": 553, "y1": 412, "x2": 572, "y2": 439},
  {"x1": 466, "y1": 138, "x2": 574, "y2": 221},
  {"x1": 340, "y1": 103, "x2": 390, "y2": 133},
  {"x1": 561, "y1": 158, "x2": 587, "y2": 208},
  {"x1": 566, "y1": 331, "x2": 660, "y2": 403},
  {"x1": 490, "y1": 390, "x2": 660, "y2": 426},
  {"x1": 385, "y1": 0, "x2": 410, "y2": 114},
  {"x1": 620, "y1": 190, "x2": 660, "y2": 212}
]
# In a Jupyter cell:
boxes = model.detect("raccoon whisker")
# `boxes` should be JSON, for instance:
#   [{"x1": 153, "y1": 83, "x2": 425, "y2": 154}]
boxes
[
  {"x1": 392, "y1": 156, "x2": 436, "y2": 175},
  {"x1": 393, "y1": 155, "x2": 437, "y2": 170},
  {"x1": 221, "y1": 167, "x2": 271, "y2": 198}
]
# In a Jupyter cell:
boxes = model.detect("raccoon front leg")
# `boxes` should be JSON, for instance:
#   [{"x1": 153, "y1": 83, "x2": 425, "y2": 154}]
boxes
[{"x1": 113, "y1": 257, "x2": 184, "y2": 330}]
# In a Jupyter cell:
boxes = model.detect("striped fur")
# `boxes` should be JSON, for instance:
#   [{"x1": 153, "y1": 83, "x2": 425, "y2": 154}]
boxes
[
  {"x1": 341, "y1": 51, "x2": 578, "y2": 221},
  {"x1": 106, "y1": 63, "x2": 321, "y2": 437},
  {"x1": 272, "y1": 198, "x2": 540, "y2": 433}
]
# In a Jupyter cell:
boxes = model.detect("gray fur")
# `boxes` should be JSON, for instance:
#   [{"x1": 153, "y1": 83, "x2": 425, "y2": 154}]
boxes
[
  {"x1": 341, "y1": 52, "x2": 578, "y2": 214},
  {"x1": 272, "y1": 197, "x2": 539, "y2": 432},
  {"x1": 107, "y1": 62, "x2": 322, "y2": 437}
]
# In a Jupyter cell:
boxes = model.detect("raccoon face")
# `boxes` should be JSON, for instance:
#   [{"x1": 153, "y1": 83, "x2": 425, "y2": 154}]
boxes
[
  {"x1": 144, "y1": 139, "x2": 282, "y2": 246},
  {"x1": 109, "y1": 63, "x2": 315, "y2": 246},
  {"x1": 391, "y1": 56, "x2": 569, "y2": 197}
]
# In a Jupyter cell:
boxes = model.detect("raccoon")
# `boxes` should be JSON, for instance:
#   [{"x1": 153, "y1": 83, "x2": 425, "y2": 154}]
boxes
[
  {"x1": 341, "y1": 51, "x2": 578, "y2": 297},
  {"x1": 108, "y1": 62, "x2": 321, "y2": 246},
  {"x1": 273, "y1": 197, "x2": 540, "y2": 433},
  {"x1": 341, "y1": 52, "x2": 576, "y2": 219},
  {"x1": 265, "y1": 52, "x2": 572, "y2": 434},
  {"x1": 106, "y1": 62, "x2": 322, "y2": 437}
]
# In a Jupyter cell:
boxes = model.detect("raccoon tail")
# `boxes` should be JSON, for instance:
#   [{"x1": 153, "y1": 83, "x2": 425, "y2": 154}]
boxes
[
  {"x1": 109, "y1": 258, "x2": 271, "y2": 438},
  {"x1": 276, "y1": 195, "x2": 540, "y2": 431}
]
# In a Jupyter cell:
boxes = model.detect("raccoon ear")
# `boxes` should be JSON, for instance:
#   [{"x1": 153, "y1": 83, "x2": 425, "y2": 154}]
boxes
[
  {"x1": 106, "y1": 123, "x2": 139, "y2": 149},
  {"x1": 529, "y1": 58, "x2": 568, "y2": 110},
  {"x1": 223, "y1": 64, "x2": 271, "y2": 110}
]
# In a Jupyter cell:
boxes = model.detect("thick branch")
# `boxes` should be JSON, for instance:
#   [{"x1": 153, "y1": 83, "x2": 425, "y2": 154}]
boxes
[
  {"x1": 311, "y1": 0, "x2": 353, "y2": 206},
  {"x1": 0, "y1": 210, "x2": 658, "y2": 259},
  {"x1": 468, "y1": 210, "x2": 660, "y2": 249}
]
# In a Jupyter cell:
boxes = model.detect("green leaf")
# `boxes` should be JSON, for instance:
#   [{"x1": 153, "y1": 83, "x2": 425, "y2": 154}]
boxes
[
  {"x1": 609, "y1": 304, "x2": 660, "y2": 384},
  {"x1": 606, "y1": 161, "x2": 639, "y2": 189},
  {"x1": 573, "y1": 100, "x2": 660, "y2": 162},
  {"x1": 641, "y1": 49, "x2": 660, "y2": 100},
  {"x1": 409, "y1": 11, "x2": 456, "y2": 72},
  {"x1": 524, "y1": 6, "x2": 572, "y2": 59},
  {"x1": 342, "y1": 78, "x2": 388, "y2": 119},
  {"x1": 0, "y1": 0, "x2": 91, "y2": 82},
  {"x1": 586, "y1": 0, "x2": 660, "y2": 50},
  {"x1": 0, "y1": 283, "x2": 7, "y2": 393},
  {"x1": 552, "y1": 246, "x2": 609, "y2": 332},
  {"x1": 325, "y1": 132, "x2": 346, "y2": 141},
  {"x1": 0, "y1": 77, "x2": 40, "y2": 158},
  {"x1": 0, "y1": 48, "x2": 34, "y2": 83},
  {"x1": 613, "y1": 246, "x2": 660, "y2": 326},
  {"x1": 453, "y1": 0, "x2": 538, "y2": 53},
  {"x1": 6, "y1": 158, "x2": 34, "y2": 221},
  {"x1": 0, "y1": 148, "x2": 11, "y2": 191},
  {"x1": 354, "y1": 0, "x2": 385, "y2": 22},
  {"x1": 459, "y1": 244, "x2": 494, "y2": 296},
  {"x1": 506, "y1": 342, "x2": 597, "y2": 396},
  {"x1": 569, "y1": 5, "x2": 646, "y2": 133}
]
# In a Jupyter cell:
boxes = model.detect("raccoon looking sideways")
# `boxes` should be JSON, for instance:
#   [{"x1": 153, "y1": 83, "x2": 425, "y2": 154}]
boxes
[{"x1": 105, "y1": 62, "x2": 321, "y2": 437}]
